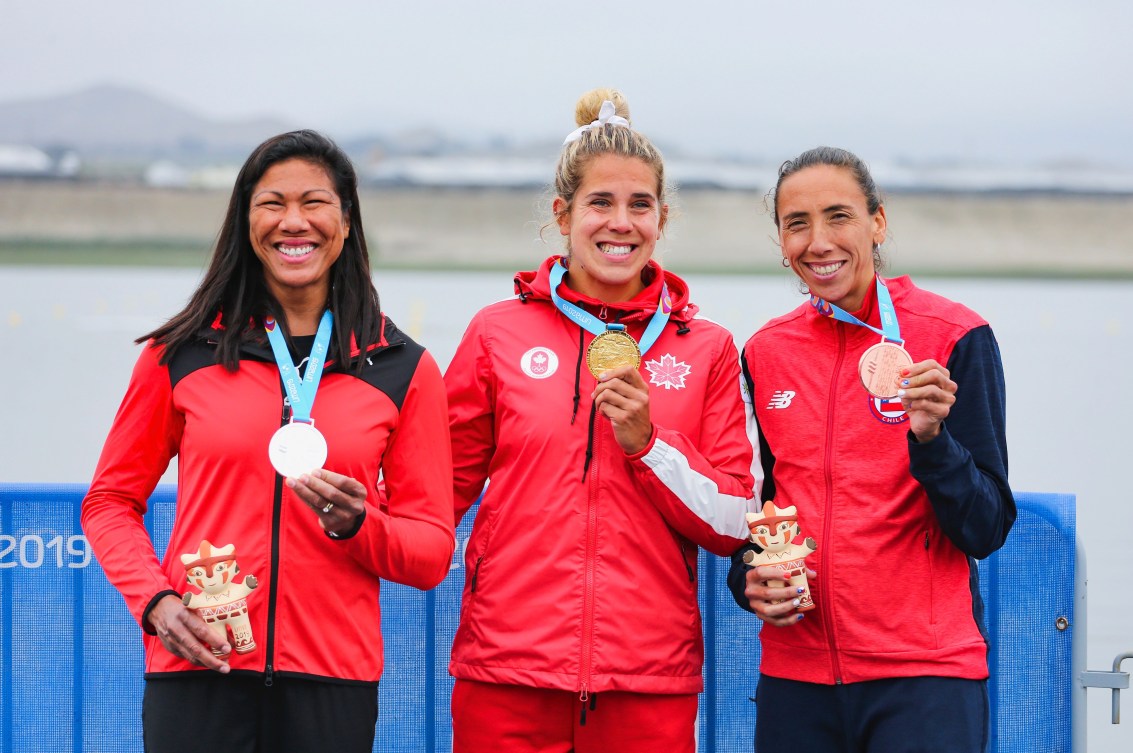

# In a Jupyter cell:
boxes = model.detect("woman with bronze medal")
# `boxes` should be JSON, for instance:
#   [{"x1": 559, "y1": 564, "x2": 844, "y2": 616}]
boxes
[
  {"x1": 82, "y1": 131, "x2": 455, "y2": 752},
  {"x1": 729, "y1": 147, "x2": 1016, "y2": 753},
  {"x1": 444, "y1": 89, "x2": 758, "y2": 752}
]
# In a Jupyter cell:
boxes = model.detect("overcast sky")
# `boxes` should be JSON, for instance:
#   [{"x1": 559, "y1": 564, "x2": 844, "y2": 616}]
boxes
[{"x1": 4, "y1": 0, "x2": 1131, "y2": 167}]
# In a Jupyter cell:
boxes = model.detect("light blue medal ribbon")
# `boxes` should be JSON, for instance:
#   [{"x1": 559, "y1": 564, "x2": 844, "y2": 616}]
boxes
[
  {"x1": 263, "y1": 310, "x2": 334, "y2": 478},
  {"x1": 547, "y1": 259, "x2": 671, "y2": 357},
  {"x1": 809, "y1": 276, "x2": 902, "y2": 344},
  {"x1": 264, "y1": 309, "x2": 333, "y2": 423},
  {"x1": 812, "y1": 277, "x2": 913, "y2": 399}
]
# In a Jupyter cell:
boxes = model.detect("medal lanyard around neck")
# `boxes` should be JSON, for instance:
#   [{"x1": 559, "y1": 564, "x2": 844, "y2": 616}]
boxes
[
  {"x1": 547, "y1": 260, "x2": 672, "y2": 356},
  {"x1": 809, "y1": 276, "x2": 903, "y2": 345},
  {"x1": 264, "y1": 309, "x2": 333, "y2": 424}
]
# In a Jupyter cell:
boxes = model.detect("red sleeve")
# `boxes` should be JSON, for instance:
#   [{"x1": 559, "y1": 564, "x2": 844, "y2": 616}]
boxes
[
  {"x1": 443, "y1": 312, "x2": 496, "y2": 526},
  {"x1": 81, "y1": 343, "x2": 183, "y2": 629},
  {"x1": 343, "y1": 350, "x2": 456, "y2": 590},
  {"x1": 628, "y1": 332, "x2": 757, "y2": 556}
]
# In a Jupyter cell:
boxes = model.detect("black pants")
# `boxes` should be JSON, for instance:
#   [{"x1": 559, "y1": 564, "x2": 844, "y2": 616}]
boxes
[
  {"x1": 754, "y1": 675, "x2": 988, "y2": 753},
  {"x1": 142, "y1": 672, "x2": 378, "y2": 753}
]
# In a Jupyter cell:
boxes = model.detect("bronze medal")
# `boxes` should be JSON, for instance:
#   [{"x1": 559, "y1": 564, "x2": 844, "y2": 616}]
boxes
[
  {"x1": 858, "y1": 341, "x2": 913, "y2": 399},
  {"x1": 586, "y1": 329, "x2": 641, "y2": 378}
]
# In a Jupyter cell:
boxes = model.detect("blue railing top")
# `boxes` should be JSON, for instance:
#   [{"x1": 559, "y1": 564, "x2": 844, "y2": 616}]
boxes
[{"x1": 0, "y1": 485, "x2": 1076, "y2": 753}]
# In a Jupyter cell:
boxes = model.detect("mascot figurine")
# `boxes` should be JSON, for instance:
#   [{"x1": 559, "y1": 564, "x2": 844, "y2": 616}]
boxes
[
  {"x1": 741, "y1": 500, "x2": 817, "y2": 612},
  {"x1": 180, "y1": 540, "x2": 259, "y2": 655}
]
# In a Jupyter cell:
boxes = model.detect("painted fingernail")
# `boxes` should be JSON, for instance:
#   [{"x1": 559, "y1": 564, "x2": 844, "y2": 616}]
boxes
[
  {"x1": 900, "y1": 368, "x2": 910, "y2": 376},
  {"x1": 792, "y1": 598, "x2": 801, "y2": 607},
  {"x1": 797, "y1": 587, "x2": 806, "y2": 594},
  {"x1": 796, "y1": 614, "x2": 805, "y2": 621},
  {"x1": 901, "y1": 379, "x2": 910, "y2": 387},
  {"x1": 897, "y1": 389, "x2": 906, "y2": 398}
]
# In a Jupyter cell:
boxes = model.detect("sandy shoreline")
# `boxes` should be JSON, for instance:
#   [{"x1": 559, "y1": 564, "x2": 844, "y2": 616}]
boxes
[{"x1": 1, "y1": 181, "x2": 1130, "y2": 275}]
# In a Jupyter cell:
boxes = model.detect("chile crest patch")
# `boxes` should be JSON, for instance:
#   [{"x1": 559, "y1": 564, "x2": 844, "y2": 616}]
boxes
[{"x1": 868, "y1": 394, "x2": 909, "y2": 425}]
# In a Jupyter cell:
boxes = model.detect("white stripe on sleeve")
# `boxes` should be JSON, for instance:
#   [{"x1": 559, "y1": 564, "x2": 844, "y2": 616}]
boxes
[{"x1": 639, "y1": 438, "x2": 757, "y2": 540}]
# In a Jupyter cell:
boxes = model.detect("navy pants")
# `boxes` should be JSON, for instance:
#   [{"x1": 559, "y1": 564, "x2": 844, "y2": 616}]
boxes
[
  {"x1": 754, "y1": 675, "x2": 988, "y2": 753},
  {"x1": 142, "y1": 672, "x2": 379, "y2": 753}
]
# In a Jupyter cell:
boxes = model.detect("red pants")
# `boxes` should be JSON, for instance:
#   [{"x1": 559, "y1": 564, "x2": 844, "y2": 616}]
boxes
[{"x1": 451, "y1": 679, "x2": 697, "y2": 753}]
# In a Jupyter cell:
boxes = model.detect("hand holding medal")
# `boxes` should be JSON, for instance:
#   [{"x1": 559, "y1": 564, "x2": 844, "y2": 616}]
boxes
[
  {"x1": 284, "y1": 468, "x2": 368, "y2": 538},
  {"x1": 811, "y1": 278, "x2": 958, "y2": 440},
  {"x1": 896, "y1": 359, "x2": 957, "y2": 442},
  {"x1": 549, "y1": 259, "x2": 668, "y2": 454}
]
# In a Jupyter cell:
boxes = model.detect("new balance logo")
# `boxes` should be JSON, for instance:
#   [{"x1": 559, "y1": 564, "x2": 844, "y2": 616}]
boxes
[{"x1": 766, "y1": 390, "x2": 796, "y2": 409}]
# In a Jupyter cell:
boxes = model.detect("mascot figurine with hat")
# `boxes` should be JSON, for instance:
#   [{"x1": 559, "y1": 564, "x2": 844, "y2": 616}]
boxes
[
  {"x1": 741, "y1": 501, "x2": 817, "y2": 612},
  {"x1": 180, "y1": 539, "x2": 259, "y2": 655}
]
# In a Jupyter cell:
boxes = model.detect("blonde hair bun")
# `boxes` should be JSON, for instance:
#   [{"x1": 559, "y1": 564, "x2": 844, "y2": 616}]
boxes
[{"x1": 574, "y1": 88, "x2": 630, "y2": 127}]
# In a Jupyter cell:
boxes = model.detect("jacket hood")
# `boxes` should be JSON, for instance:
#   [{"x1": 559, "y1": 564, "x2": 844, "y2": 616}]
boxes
[{"x1": 514, "y1": 256, "x2": 699, "y2": 324}]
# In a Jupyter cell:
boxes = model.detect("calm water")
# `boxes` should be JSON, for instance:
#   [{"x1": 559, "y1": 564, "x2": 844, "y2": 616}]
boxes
[{"x1": 2, "y1": 267, "x2": 1131, "y2": 750}]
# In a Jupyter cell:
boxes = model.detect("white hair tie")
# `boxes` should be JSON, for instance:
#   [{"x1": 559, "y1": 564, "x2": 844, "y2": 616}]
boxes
[{"x1": 561, "y1": 100, "x2": 631, "y2": 145}]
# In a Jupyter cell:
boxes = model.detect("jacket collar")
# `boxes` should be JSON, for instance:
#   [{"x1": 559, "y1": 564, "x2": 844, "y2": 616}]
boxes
[
  {"x1": 201, "y1": 310, "x2": 403, "y2": 367},
  {"x1": 513, "y1": 256, "x2": 698, "y2": 323},
  {"x1": 806, "y1": 275, "x2": 913, "y2": 332}
]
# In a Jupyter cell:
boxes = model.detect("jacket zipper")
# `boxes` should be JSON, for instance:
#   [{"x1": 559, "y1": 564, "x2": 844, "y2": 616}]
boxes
[
  {"x1": 578, "y1": 419, "x2": 602, "y2": 698},
  {"x1": 678, "y1": 539, "x2": 694, "y2": 582},
  {"x1": 821, "y1": 325, "x2": 846, "y2": 684},
  {"x1": 264, "y1": 394, "x2": 289, "y2": 686},
  {"x1": 470, "y1": 554, "x2": 485, "y2": 593}
]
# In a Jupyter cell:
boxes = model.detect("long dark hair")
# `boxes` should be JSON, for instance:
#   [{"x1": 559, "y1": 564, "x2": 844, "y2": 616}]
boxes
[{"x1": 139, "y1": 130, "x2": 381, "y2": 374}]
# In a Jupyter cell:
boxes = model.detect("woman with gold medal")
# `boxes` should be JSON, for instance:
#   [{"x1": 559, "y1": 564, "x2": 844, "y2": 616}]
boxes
[
  {"x1": 444, "y1": 89, "x2": 758, "y2": 752},
  {"x1": 729, "y1": 147, "x2": 1016, "y2": 753}
]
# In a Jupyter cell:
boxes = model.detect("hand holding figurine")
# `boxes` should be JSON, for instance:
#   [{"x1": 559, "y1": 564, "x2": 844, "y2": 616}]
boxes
[{"x1": 741, "y1": 501, "x2": 817, "y2": 626}]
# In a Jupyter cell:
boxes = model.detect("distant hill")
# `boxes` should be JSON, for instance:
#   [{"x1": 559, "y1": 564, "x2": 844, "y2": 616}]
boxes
[{"x1": 0, "y1": 84, "x2": 293, "y2": 160}]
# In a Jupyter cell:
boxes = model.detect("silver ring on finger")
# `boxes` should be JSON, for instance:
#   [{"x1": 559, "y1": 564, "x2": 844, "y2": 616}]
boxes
[{"x1": 321, "y1": 502, "x2": 335, "y2": 514}]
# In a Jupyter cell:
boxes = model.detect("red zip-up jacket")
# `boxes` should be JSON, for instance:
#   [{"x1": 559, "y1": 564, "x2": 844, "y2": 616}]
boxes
[
  {"x1": 732, "y1": 276, "x2": 1014, "y2": 684},
  {"x1": 446, "y1": 257, "x2": 757, "y2": 695},
  {"x1": 82, "y1": 315, "x2": 454, "y2": 683}
]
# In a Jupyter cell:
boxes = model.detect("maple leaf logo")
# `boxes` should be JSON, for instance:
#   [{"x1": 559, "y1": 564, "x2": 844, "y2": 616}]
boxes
[{"x1": 645, "y1": 353, "x2": 692, "y2": 390}]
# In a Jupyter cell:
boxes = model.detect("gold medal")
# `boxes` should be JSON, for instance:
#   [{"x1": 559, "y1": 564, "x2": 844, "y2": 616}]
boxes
[
  {"x1": 586, "y1": 329, "x2": 641, "y2": 378},
  {"x1": 858, "y1": 340, "x2": 914, "y2": 399}
]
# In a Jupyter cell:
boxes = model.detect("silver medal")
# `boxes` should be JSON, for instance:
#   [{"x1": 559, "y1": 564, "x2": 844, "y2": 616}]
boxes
[{"x1": 268, "y1": 421, "x2": 328, "y2": 478}]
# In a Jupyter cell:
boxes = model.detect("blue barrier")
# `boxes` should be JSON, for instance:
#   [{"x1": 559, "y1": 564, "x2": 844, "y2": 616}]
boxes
[{"x1": 0, "y1": 485, "x2": 1075, "y2": 752}]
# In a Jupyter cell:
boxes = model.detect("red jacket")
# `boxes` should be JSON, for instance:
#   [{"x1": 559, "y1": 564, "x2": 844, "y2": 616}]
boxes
[
  {"x1": 82, "y1": 316, "x2": 454, "y2": 683},
  {"x1": 739, "y1": 276, "x2": 1014, "y2": 684},
  {"x1": 446, "y1": 257, "x2": 756, "y2": 695}
]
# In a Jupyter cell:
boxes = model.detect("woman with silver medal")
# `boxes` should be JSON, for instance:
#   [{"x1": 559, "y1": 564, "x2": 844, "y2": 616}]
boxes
[
  {"x1": 444, "y1": 89, "x2": 756, "y2": 753},
  {"x1": 82, "y1": 130, "x2": 454, "y2": 753},
  {"x1": 729, "y1": 147, "x2": 1016, "y2": 753}
]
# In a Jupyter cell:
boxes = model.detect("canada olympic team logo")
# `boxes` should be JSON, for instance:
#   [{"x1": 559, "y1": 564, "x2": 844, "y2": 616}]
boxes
[
  {"x1": 521, "y1": 347, "x2": 559, "y2": 379},
  {"x1": 868, "y1": 394, "x2": 909, "y2": 425}
]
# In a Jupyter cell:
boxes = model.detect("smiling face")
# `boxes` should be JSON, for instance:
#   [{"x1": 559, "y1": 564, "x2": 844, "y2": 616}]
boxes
[
  {"x1": 248, "y1": 158, "x2": 349, "y2": 309},
  {"x1": 776, "y1": 164, "x2": 887, "y2": 313},
  {"x1": 553, "y1": 154, "x2": 667, "y2": 303},
  {"x1": 751, "y1": 520, "x2": 798, "y2": 553}
]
